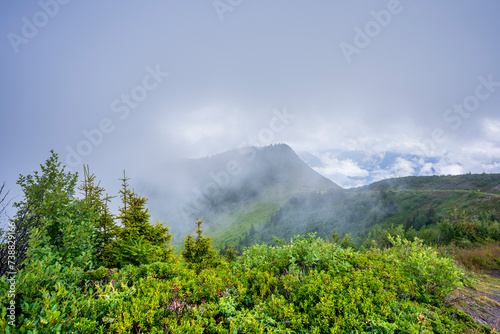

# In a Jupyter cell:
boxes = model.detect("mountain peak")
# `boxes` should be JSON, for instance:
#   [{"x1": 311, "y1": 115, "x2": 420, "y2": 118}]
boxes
[
  {"x1": 258, "y1": 143, "x2": 293, "y2": 152},
  {"x1": 188, "y1": 143, "x2": 342, "y2": 198}
]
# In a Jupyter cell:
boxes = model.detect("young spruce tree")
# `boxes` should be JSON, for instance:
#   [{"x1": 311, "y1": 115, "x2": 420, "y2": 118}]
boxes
[
  {"x1": 78, "y1": 165, "x2": 118, "y2": 266},
  {"x1": 182, "y1": 217, "x2": 218, "y2": 271},
  {"x1": 103, "y1": 171, "x2": 175, "y2": 268}
]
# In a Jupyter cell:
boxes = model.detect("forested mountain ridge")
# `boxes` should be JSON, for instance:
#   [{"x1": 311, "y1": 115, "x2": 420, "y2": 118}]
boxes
[
  {"x1": 237, "y1": 180, "x2": 500, "y2": 252},
  {"x1": 360, "y1": 173, "x2": 500, "y2": 194}
]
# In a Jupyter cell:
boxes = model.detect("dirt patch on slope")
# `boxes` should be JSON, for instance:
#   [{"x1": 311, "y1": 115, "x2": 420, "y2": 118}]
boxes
[{"x1": 451, "y1": 271, "x2": 500, "y2": 333}]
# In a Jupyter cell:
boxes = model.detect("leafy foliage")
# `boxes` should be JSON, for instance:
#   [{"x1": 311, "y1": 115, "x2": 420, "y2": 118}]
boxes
[
  {"x1": 0, "y1": 228, "x2": 92, "y2": 333},
  {"x1": 2, "y1": 233, "x2": 491, "y2": 333},
  {"x1": 6, "y1": 152, "x2": 98, "y2": 269},
  {"x1": 382, "y1": 235, "x2": 466, "y2": 304},
  {"x1": 361, "y1": 209, "x2": 500, "y2": 252},
  {"x1": 437, "y1": 209, "x2": 500, "y2": 245}
]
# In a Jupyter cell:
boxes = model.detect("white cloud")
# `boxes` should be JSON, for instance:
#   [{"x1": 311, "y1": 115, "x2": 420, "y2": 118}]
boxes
[
  {"x1": 419, "y1": 163, "x2": 435, "y2": 176},
  {"x1": 316, "y1": 153, "x2": 369, "y2": 177},
  {"x1": 390, "y1": 157, "x2": 417, "y2": 177},
  {"x1": 310, "y1": 153, "x2": 371, "y2": 188},
  {"x1": 436, "y1": 164, "x2": 464, "y2": 175},
  {"x1": 314, "y1": 159, "x2": 369, "y2": 178},
  {"x1": 484, "y1": 118, "x2": 500, "y2": 141},
  {"x1": 482, "y1": 162, "x2": 500, "y2": 172},
  {"x1": 177, "y1": 123, "x2": 226, "y2": 144}
]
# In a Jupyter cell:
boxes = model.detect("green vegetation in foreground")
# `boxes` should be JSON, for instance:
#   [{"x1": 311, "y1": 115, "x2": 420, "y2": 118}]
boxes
[{"x1": 1, "y1": 231, "x2": 493, "y2": 333}]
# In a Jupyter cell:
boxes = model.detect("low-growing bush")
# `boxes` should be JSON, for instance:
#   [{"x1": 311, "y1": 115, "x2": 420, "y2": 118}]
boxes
[
  {"x1": 382, "y1": 235, "x2": 466, "y2": 304},
  {"x1": 2, "y1": 234, "x2": 493, "y2": 333},
  {"x1": 0, "y1": 254, "x2": 91, "y2": 333}
]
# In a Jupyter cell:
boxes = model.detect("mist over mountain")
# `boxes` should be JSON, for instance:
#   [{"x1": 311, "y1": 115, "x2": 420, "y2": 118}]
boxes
[
  {"x1": 142, "y1": 144, "x2": 339, "y2": 243},
  {"x1": 183, "y1": 143, "x2": 339, "y2": 201}
]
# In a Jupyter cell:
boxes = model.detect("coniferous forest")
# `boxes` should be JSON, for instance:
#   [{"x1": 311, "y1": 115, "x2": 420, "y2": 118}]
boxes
[{"x1": 1, "y1": 151, "x2": 499, "y2": 333}]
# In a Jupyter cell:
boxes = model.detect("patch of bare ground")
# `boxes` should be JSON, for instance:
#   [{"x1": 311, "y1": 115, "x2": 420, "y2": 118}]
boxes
[{"x1": 448, "y1": 271, "x2": 500, "y2": 333}]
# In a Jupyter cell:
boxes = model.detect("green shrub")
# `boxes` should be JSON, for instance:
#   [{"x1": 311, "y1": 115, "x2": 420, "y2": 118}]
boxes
[
  {"x1": 383, "y1": 235, "x2": 465, "y2": 304},
  {"x1": 0, "y1": 252, "x2": 91, "y2": 333}
]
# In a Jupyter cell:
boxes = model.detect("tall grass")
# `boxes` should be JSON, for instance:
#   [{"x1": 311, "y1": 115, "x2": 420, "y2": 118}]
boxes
[{"x1": 448, "y1": 242, "x2": 500, "y2": 271}]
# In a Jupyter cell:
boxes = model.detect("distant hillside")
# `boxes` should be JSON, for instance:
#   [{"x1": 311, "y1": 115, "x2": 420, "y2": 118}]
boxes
[
  {"x1": 359, "y1": 173, "x2": 500, "y2": 194},
  {"x1": 233, "y1": 173, "x2": 500, "y2": 252}
]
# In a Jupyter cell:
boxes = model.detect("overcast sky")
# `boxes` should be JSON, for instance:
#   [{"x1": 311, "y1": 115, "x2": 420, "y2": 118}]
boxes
[{"x1": 1, "y1": 1, "x2": 500, "y2": 218}]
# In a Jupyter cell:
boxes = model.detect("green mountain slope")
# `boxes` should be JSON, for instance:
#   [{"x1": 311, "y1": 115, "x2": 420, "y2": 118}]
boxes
[
  {"x1": 237, "y1": 174, "x2": 500, "y2": 251},
  {"x1": 361, "y1": 173, "x2": 500, "y2": 194}
]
